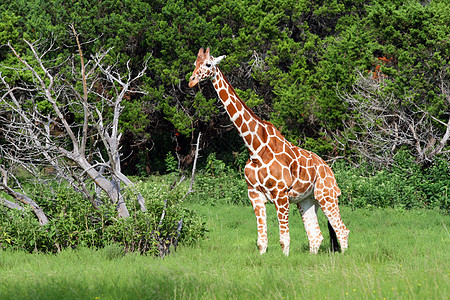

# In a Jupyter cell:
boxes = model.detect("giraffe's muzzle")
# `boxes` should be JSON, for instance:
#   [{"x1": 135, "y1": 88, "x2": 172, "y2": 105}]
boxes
[{"x1": 188, "y1": 75, "x2": 199, "y2": 87}]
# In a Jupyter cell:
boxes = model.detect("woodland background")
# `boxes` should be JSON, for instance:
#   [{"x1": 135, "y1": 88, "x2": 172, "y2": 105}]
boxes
[
  {"x1": 0, "y1": 0, "x2": 448, "y2": 256},
  {"x1": 1, "y1": 0, "x2": 448, "y2": 173}
]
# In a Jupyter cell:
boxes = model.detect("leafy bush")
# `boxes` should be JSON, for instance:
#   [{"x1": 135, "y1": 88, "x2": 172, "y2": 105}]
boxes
[
  {"x1": 186, "y1": 153, "x2": 249, "y2": 206},
  {"x1": 1, "y1": 1, "x2": 448, "y2": 172},
  {"x1": 0, "y1": 180, "x2": 206, "y2": 255},
  {"x1": 335, "y1": 152, "x2": 449, "y2": 210},
  {"x1": 165, "y1": 152, "x2": 180, "y2": 174},
  {"x1": 186, "y1": 151, "x2": 449, "y2": 211}
]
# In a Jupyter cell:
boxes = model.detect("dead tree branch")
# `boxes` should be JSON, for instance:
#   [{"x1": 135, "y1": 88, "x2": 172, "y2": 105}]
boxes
[
  {"x1": 338, "y1": 71, "x2": 450, "y2": 166},
  {"x1": 0, "y1": 167, "x2": 49, "y2": 225},
  {"x1": 0, "y1": 32, "x2": 149, "y2": 219}
]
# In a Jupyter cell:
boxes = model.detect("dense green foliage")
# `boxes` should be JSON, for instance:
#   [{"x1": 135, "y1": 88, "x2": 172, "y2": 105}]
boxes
[
  {"x1": 0, "y1": 180, "x2": 206, "y2": 255},
  {"x1": 186, "y1": 154, "x2": 449, "y2": 211},
  {"x1": 1, "y1": 152, "x2": 447, "y2": 254},
  {"x1": 335, "y1": 153, "x2": 449, "y2": 210},
  {"x1": 1, "y1": 0, "x2": 447, "y2": 172},
  {"x1": 0, "y1": 0, "x2": 448, "y2": 257},
  {"x1": 185, "y1": 153, "x2": 248, "y2": 205},
  {"x1": 0, "y1": 204, "x2": 448, "y2": 299}
]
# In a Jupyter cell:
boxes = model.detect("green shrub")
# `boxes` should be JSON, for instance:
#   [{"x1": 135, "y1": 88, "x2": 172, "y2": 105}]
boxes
[
  {"x1": 164, "y1": 152, "x2": 179, "y2": 174},
  {"x1": 187, "y1": 151, "x2": 449, "y2": 211},
  {"x1": 186, "y1": 153, "x2": 249, "y2": 206},
  {"x1": 188, "y1": 173, "x2": 248, "y2": 206},
  {"x1": 334, "y1": 152, "x2": 449, "y2": 210},
  {"x1": 0, "y1": 181, "x2": 206, "y2": 255}
]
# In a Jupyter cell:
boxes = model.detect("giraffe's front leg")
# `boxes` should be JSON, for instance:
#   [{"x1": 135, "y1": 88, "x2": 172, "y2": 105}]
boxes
[
  {"x1": 249, "y1": 189, "x2": 268, "y2": 254},
  {"x1": 275, "y1": 196, "x2": 290, "y2": 256}
]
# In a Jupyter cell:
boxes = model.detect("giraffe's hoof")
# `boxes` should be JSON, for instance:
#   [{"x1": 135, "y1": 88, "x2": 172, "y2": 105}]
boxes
[
  {"x1": 257, "y1": 242, "x2": 267, "y2": 254},
  {"x1": 309, "y1": 247, "x2": 320, "y2": 254},
  {"x1": 280, "y1": 241, "x2": 290, "y2": 256}
]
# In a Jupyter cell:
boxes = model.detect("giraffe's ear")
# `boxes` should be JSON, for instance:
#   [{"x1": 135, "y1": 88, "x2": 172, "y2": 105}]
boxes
[
  {"x1": 213, "y1": 55, "x2": 226, "y2": 65},
  {"x1": 197, "y1": 47, "x2": 205, "y2": 57}
]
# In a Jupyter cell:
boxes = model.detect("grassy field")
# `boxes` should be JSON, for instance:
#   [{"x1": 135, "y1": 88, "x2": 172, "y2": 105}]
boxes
[{"x1": 0, "y1": 203, "x2": 448, "y2": 299}]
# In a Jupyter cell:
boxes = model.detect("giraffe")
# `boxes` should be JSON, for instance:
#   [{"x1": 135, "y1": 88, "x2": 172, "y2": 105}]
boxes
[{"x1": 189, "y1": 47, "x2": 349, "y2": 255}]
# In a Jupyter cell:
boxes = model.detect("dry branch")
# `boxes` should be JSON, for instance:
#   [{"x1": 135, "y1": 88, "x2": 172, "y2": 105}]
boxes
[
  {"x1": 0, "y1": 32, "x2": 149, "y2": 219},
  {"x1": 338, "y1": 71, "x2": 450, "y2": 166}
]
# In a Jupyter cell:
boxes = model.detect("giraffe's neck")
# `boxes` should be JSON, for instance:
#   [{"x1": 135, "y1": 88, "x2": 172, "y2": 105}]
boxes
[{"x1": 212, "y1": 69, "x2": 267, "y2": 156}]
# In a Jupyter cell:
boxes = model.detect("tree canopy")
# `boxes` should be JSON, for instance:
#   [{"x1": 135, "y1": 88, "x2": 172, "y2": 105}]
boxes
[{"x1": 0, "y1": 0, "x2": 448, "y2": 172}]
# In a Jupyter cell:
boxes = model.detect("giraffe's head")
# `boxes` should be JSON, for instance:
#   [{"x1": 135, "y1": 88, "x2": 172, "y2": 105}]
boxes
[{"x1": 189, "y1": 47, "x2": 225, "y2": 88}]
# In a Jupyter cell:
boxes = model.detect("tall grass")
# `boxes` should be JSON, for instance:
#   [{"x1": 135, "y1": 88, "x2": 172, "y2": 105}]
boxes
[{"x1": 1, "y1": 203, "x2": 448, "y2": 299}]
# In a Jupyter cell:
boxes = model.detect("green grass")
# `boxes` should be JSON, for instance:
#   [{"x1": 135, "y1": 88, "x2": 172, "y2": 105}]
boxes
[{"x1": 0, "y1": 204, "x2": 449, "y2": 299}]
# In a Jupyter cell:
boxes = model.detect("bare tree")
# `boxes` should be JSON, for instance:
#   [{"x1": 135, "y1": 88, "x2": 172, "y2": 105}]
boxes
[
  {"x1": 338, "y1": 71, "x2": 450, "y2": 166},
  {"x1": 0, "y1": 27, "x2": 147, "y2": 218}
]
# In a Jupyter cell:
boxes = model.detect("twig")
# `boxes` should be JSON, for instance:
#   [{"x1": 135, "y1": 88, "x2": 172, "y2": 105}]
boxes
[{"x1": 189, "y1": 132, "x2": 202, "y2": 192}]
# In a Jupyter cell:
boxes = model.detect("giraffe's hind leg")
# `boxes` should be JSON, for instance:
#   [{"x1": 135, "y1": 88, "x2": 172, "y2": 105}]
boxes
[
  {"x1": 274, "y1": 195, "x2": 291, "y2": 256},
  {"x1": 315, "y1": 187, "x2": 349, "y2": 251},
  {"x1": 297, "y1": 198, "x2": 323, "y2": 254}
]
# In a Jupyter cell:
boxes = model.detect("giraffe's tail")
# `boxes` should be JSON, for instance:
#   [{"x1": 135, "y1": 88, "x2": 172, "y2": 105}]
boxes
[{"x1": 327, "y1": 220, "x2": 340, "y2": 252}]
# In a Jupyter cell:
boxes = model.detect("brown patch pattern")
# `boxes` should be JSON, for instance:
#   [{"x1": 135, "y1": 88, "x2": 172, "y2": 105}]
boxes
[{"x1": 189, "y1": 47, "x2": 349, "y2": 255}]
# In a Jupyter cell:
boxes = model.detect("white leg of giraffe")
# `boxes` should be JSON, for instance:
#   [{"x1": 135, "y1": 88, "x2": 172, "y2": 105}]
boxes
[
  {"x1": 297, "y1": 197, "x2": 323, "y2": 254},
  {"x1": 275, "y1": 196, "x2": 290, "y2": 256},
  {"x1": 248, "y1": 189, "x2": 268, "y2": 254}
]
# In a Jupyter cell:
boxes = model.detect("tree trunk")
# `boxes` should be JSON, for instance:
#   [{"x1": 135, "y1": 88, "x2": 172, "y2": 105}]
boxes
[{"x1": 77, "y1": 157, "x2": 130, "y2": 218}]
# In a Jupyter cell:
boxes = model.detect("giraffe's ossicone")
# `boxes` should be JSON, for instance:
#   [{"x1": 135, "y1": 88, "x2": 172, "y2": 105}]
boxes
[{"x1": 189, "y1": 47, "x2": 349, "y2": 255}]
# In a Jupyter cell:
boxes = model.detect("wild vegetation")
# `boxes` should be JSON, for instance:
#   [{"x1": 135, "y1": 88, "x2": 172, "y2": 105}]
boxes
[
  {"x1": 0, "y1": 203, "x2": 448, "y2": 299},
  {"x1": 2, "y1": 151, "x2": 447, "y2": 255},
  {"x1": 0, "y1": 174, "x2": 206, "y2": 256},
  {"x1": 0, "y1": 0, "x2": 448, "y2": 171},
  {"x1": 0, "y1": 0, "x2": 448, "y2": 269}
]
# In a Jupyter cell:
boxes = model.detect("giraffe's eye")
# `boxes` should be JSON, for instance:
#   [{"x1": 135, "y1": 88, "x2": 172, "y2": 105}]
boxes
[{"x1": 205, "y1": 63, "x2": 211, "y2": 68}]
